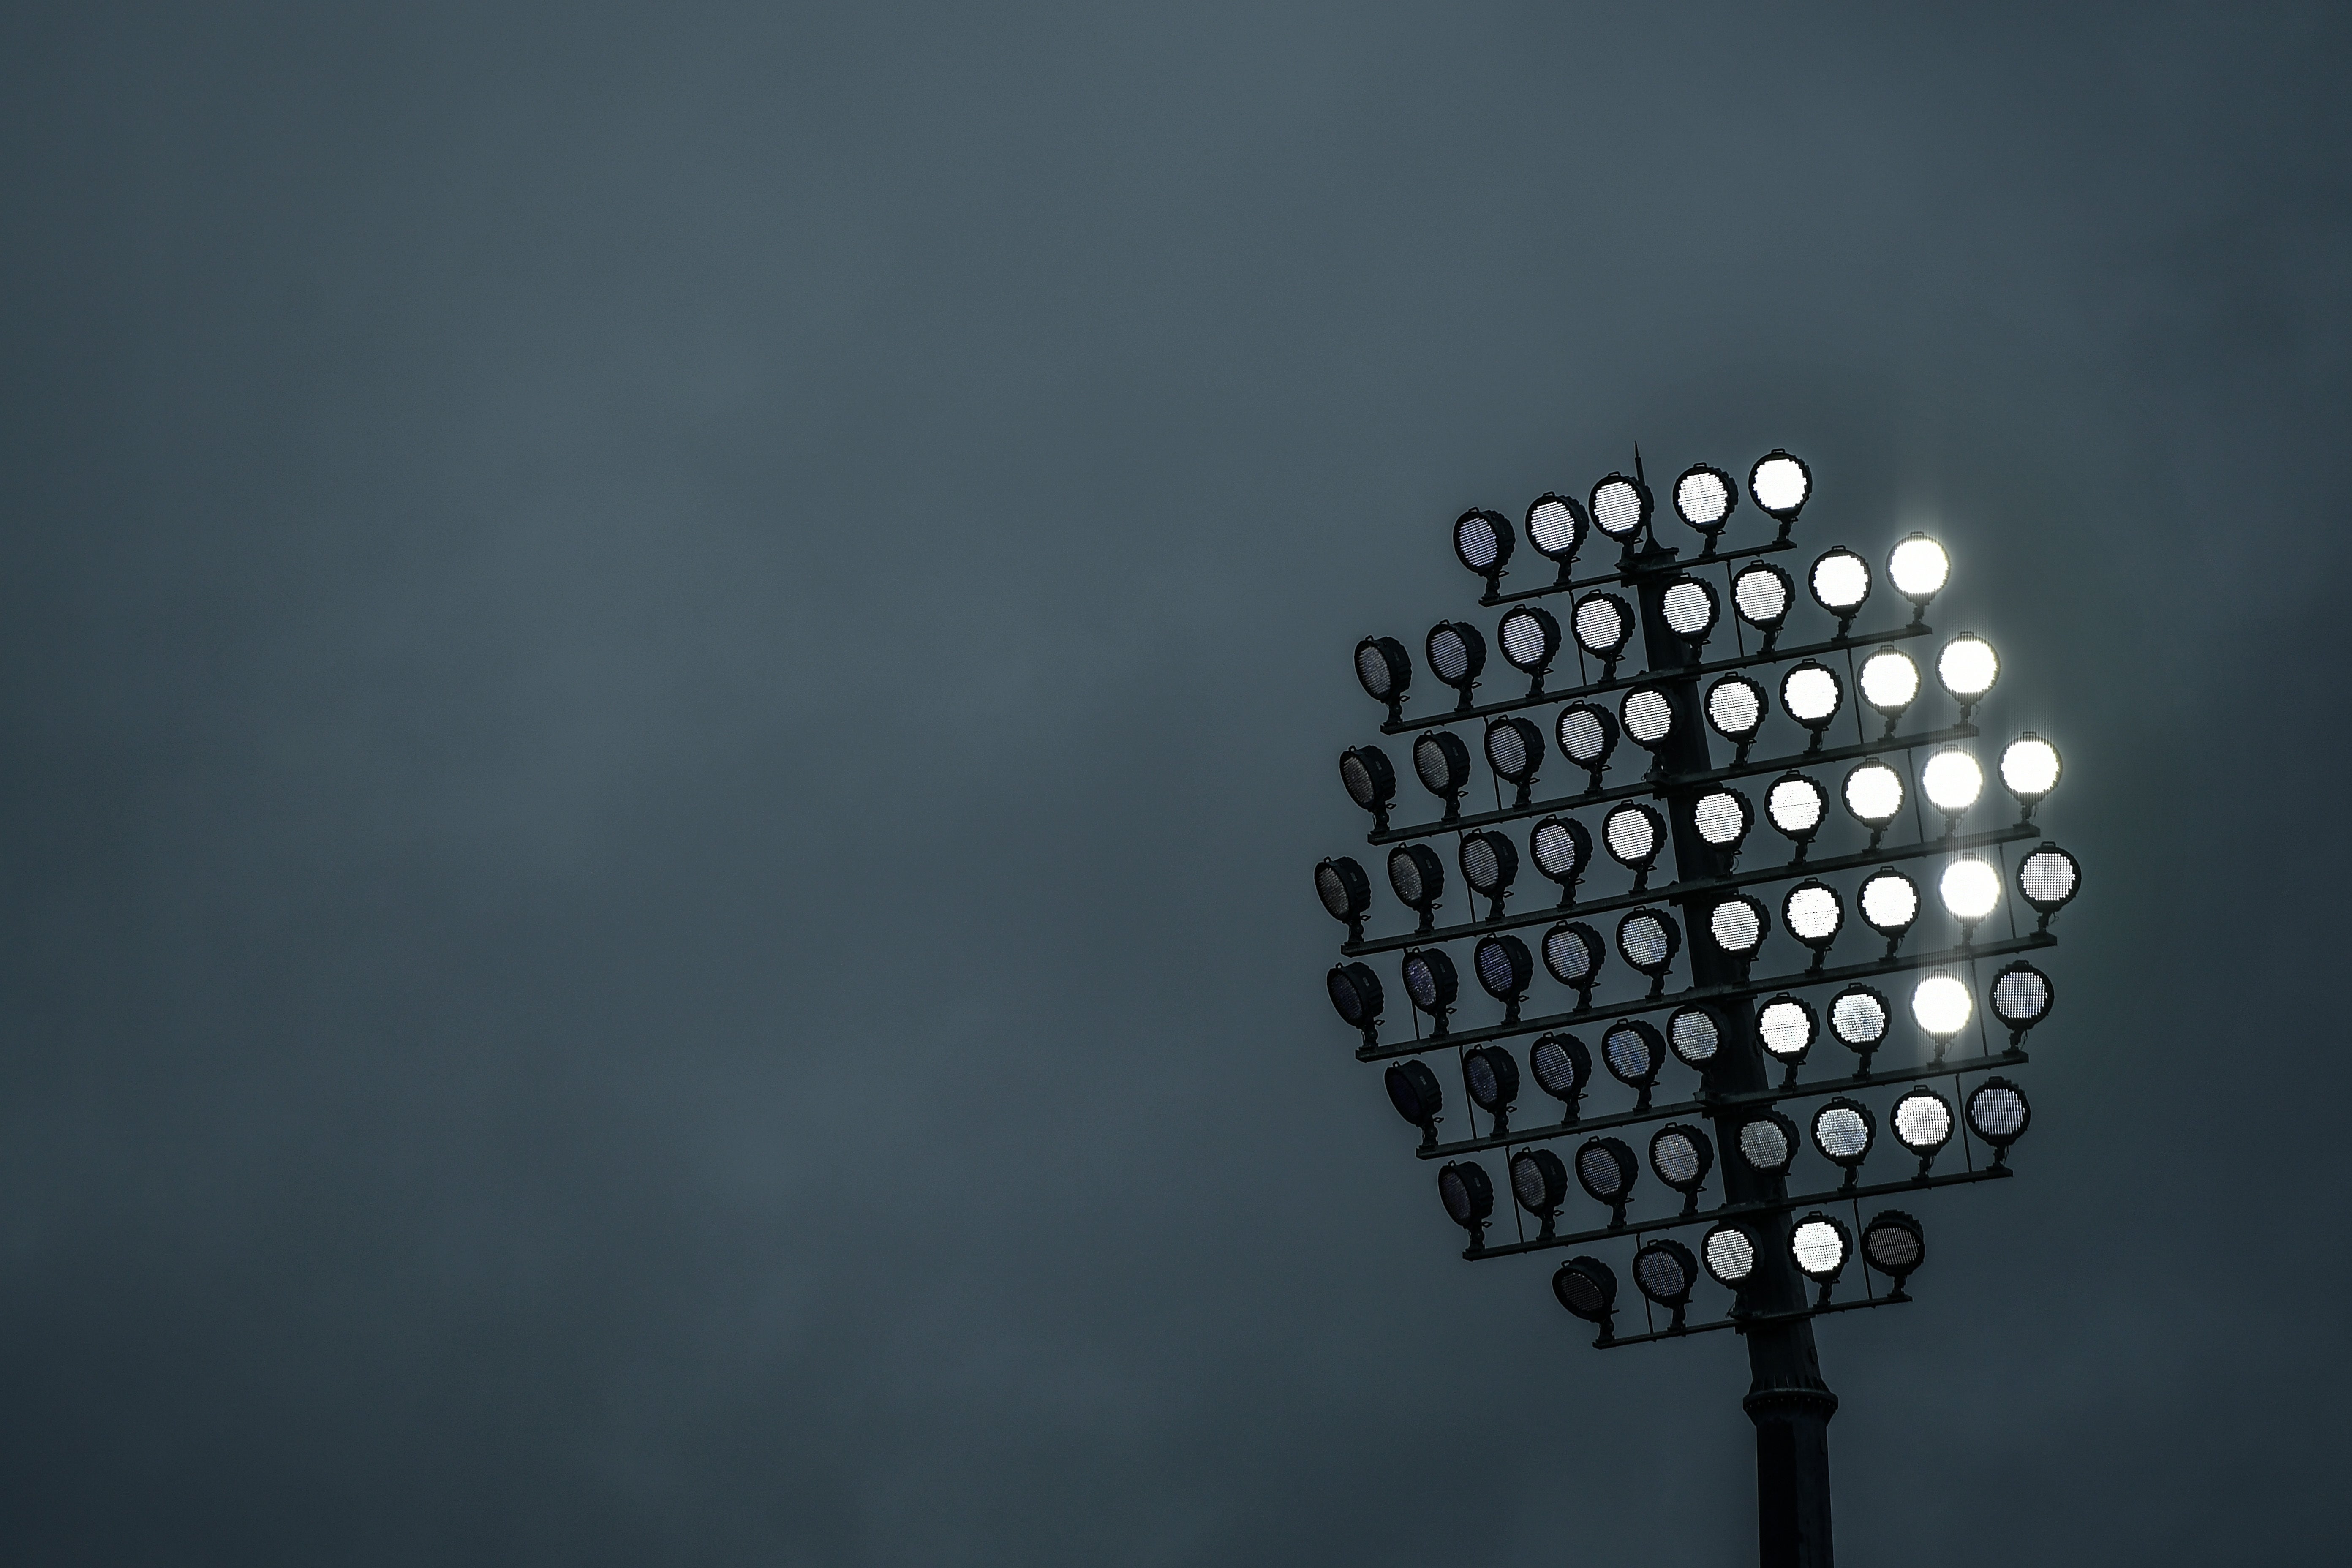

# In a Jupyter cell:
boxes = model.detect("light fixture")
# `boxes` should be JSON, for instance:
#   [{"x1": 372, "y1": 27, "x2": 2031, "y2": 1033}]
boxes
[
  {"x1": 1860, "y1": 1209, "x2": 1926, "y2": 1298},
  {"x1": 1808, "y1": 547, "x2": 1871, "y2": 636},
  {"x1": 1484, "y1": 715, "x2": 1546, "y2": 808},
  {"x1": 1574, "y1": 1135, "x2": 1639, "y2": 1228},
  {"x1": 1910, "y1": 970, "x2": 1972, "y2": 1061},
  {"x1": 1552, "y1": 1255, "x2": 1619, "y2": 1341},
  {"x1": 1890, "y1": 1086, "x2": 1955, "y2": 1175},
  {"x1": 1841, "y1": 760, "x2": 1905, "y2": 849},
  {"x1": 1615, "y1": 907, "x2": 1681, "y2": 997},
  {"x1": 1673, "y1": 463, "x2": 1739, "y2": 552},
  {"x1": 1936, "y1": 633, "x2": 1999, "y2": 719},
  {"x1": 1437, "y1": 1160, "x2": 1494, "y2": 1250},
  {"x1": 1633, "y1": 1238, "x2": 1701, "y2": 1329},
  {"x1": 1748, "y1": 449, "x2": 1812, "y2": 536},
  {"x1": 1339, "y1": 743, "x2": 1397, "y2": 833},
  {"x1": 1571, "y1": 591, "x2": 1636, "y2": 679},
  {"x1": 1780, "y1": 660, "x2": 1844, "y2": 752},
  {"x1": 1510, "y1": 1147, "x2": 1571, "y2": 1238},
  {"x1": 1589, "y1": 473, "x2": 1652, "y2": 551},
  {"x1": 1691, "y1": 786, "x2": 1754, "y2": 867},
  {"x1": 1425, "y1": 621, "x2": 1487, "y2": 713},
  {"x1": 1987, "y1": 960, "x2": 2055, "y2": 1045},
  {"x1": 1789, "y1": 1212, "x2": 1851, "y2": 1303},
  {"x1": 1530, "y1": 815, "x2": 1592, "y2": 906},
  {"x1": 1454, "y1": 508, "x2": 1515, "y2": 595},
  {"x1": 1543, "y1": 920, "x2": 1607, "y2": 1010},
  {"x1": 1756, "y1": 993, "x2": 1819, "y2": 1084},
  {"x1": 1458, "y1": 830, "x2": 1519, "y2": 923},
  {"x1": 1465, "y1": 1043, "x2": 1522, "y2": 1135},
  {"x1": 1731, "y1": 561, "x2": 1796, "y2": 651},
  {"x1": 1766, "y1": 771, "x2": 1829, "y2": 860},
  {"x1": 1354, "y1": 636, "x2": 1412, "y2": 724},
  {"x1": 1530, "y1": 1032, "x2": 1591, "y2": 1119},
  {"x1": 1473, "y1": 934, "x2": 1535, "y2": 1025},
  {"x1": 1734, "y1": 1110, "x2": 1799, "y2": 1176},
  {"x1": 1648, "y1": 1123, "x2": 1715, "y2": 1216},
  {"x1": 1619, "y1": 684, "x2": 1677, "y2": 758},
  {"x1": 1938, "y1": 853, "x2": 2001, "y2": 945},
  {"x1": 1402, "y1": 947, "x2": 1459, "y2": 1038},
  {"x1": 1555, "y1": 701, "x2": 1620, "y2": 793},
  {"x1": 1859, "y1": 866, "x2": 1920, "y2": 955},
  {"x1": 1413, "y1": 730, "x2": 1473, "y2": 824},
  {"x1": 1886, "y1": 534, "x2": 1949, "y2": 625},
  {"x1": 1827, "y1": 983, "x2": 1892, "y2": 1073},
  {"x1": 1708, "y1": 895, "x2": 1770, "y2": 968},
  {"x1": 1326, "y1": 961, "x2": 1384, "y2": 1048},
  {"x1": 1702, "y1": 1222, "x2": 1758, "y2": 1293},
  {"x1": 1601, "y1": 1017, "x2": 1666, "y2": 1111},
  {"x1": 1314, "y1": 855, "x2": 1373, "y2": 944},
  {"x1": 1704, "y1": 673, "x2": 1769, "y2": 761},
  {"x1": 1667, "y1": 1004, "x2": 1722, "y2": 1070},
  {"x1": 1810, "y1": 1097, "x2": 1876, "y2": 1190},
  {"x1": 2000, "y1": 733, "x2": 2061, "y2": 825},
  {"x1": 1386, "y1": 843, "x2": 1446, "y2": 935},
  {"x1": 1603, "y1": 802, "x2": 1668, "y2": 890},
  {"x1": 1383, "y1": 1060, "x2": 1443, "y2": 1151},
  {"x1": 1920, "y1": 745, "x2": 1983, "y2": 836},
  {"x1": 1966, "y1": 1077, "x2": 2031, "y2": 1165},
  {"x1": 1661, "y1": 574, "x2": 1721, "y2": 659},
  {"x1": 1857, "y1": 646, "x2": 1919, "y2": 736},
  {"x1": 1782, "y1": 879, "x2": 1844, "y2": 970},
  {"x1": 1525, "y1": 492, "x2": 1590, "y2": 583},
  {"x1": 2016, "y1": 842, "x2": 2081, "y2": 932},
  {"x1": 1497, "y1": 605, "x2": 1564, "y2": 696}
]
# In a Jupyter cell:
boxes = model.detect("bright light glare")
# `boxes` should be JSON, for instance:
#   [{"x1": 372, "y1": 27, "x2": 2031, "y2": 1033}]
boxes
[
  {"x1": 1693, "y1": 789, "x2": 1748, "y2": 847},
  {"x1": 1753, "y1": 455, "x2": 1809, "y2": 514},
  {"x1": 1844, "y1": 762, "x2": 1905, "y2": 826},
  {"x1": 2002, "y1": 735, "x2": 2061, "y2": 800},
  {"x1": 1791, "y1": 1218, "x2": 1847, "y2": 1276},
  {"x1": 1758, "y1": 999, "x2": 1813, "y2": 1057},
  {"x1": 1782, "y1": 664, "x2": 1841, "y2": 725},
  {"x1": 1938, "y1": 634, "x2": 1999, "y2": 701},
  {"x1": 1887, "y1": 535, "x2": 1949, "y2": 601},
  {"x1": 1860, "y1": 870, "x2": 1919, "y2": 933},
  {"x1": 1707, "y1": 677, "x2": 1765, "y2": 739},
  {"x1": 1768, "y1": 776, "x2": 1826, "y2": 836},
  {"x1": 1711, "y1": 899, "x2": 1765, "y2": 955},
  {"x1": 1786, "y1": 884, "x2": 1841, "y2": 943},
  {"x1": 1810, "y1": 549, "x2": 1870, "y2": 611},
  {"x1": 1939, "y1": 856, "x2": 2001, "y2": 921},
  {"x1": 1921, "y1": 748, "x2": 1984, "y2": 814},
  {"x1": 1911, "y1": 973, "x2": 1973, "y2": 1039},
  {"x1": 1859, "y1": 648, "x2": 1919, "y2": 713}
]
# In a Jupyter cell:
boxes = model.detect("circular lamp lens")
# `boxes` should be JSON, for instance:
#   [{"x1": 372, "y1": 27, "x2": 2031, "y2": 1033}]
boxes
[
  {"x1": 1921, "y1": 746, "x2": 1983, "y2": 816},
  {"x1": 1780, "y1": 660, "x2": 1844, "y2": 731},
  {"x1": 1589, "y1": 475, "x2": 1650, "y2": 542},
  {"x1": 1633, "y1": 1239, "x2": 1700, "y2": 1307},
  {"x1": 1709, "y1": 895, "x2": 1769, "y2": 958},
  {"x1": 1530, "y1": 817, "x2": 1592, "y2": 888},
  {"x1": 1620, "y1": 686, "x2": 1675, "y2": 750},
  {"x1": 1767, "y1": 773, "x2": 1829, "y2": 841},
  {"x1": 1383, "y1": 1060, "x2": 1442, "y2": 1130},
  {"x1": 1485, "y1": 716, "x2": 1543, "y2": 785},
  {"x1": 1735, "y1": 1111, "x2": 1798, "y2": 1175},
  {"x1": 1966, "y1": 1077, "x2": 2031, "y2": 1148},
  {"x1": 2017, "y1": 843, "x2": 2081, "y2": 915},
  {"x1": 1667, "y1": 1004, "x2": 1721, "y2": 1067},
  {"x1": 1354, "y1": 636, "x2": 1411, "y2": 704},
  {"x1": 1437, "y1": 1160, "x2": 1494, "y2": 1230},
  {"x1": 1402, "y1": 948, "x2": 1459, "y2": 1017},
  {"x1": 1553, "y1": 1256, "x2": 1617, "y2": 1322},
  {"x1": 1662, "y1": 576, "x2": 1720, "y2": 641},
  {"x1": 1861, "y1": 1209, "x2": 1926, "y2": 1284},
  {"x1": 1705, "y1": 674, "x2": 1767, "y2": 744},
  {"x1": 1783, "y1": 879, "x2": 1844, "y2": 950},
  {"x1": 1809, "y1": 548, "x2": 1871, "y2": 616},
  {"x1": 1859, "y1": 867, "x2": 1921, "y2": 940},
  {"x1": 1454, "y1": 509, "x2": 1514, "y2": 580},
  {"x1": 1911, "y1": 971, "x2": 1972, "y2": 1042},
  {"x1": 1674, "y1": 464, "x2": 1737, "y2": 535},
  {"x1": 1556, "y1": 702, "x2": 1619, "y2": 770},
  {"x1": 1413, "y1": 730, "x2": 1472, "y2": 802},
  {"x1": 1603, "y1": 803, "x2": 1666, "y2": 871},
  {"x1": 1340, "y1": 745, "x2": 1396, "y2": 817},
  {"x1": 1790, "y1": 1214, "x2": 1851, "y2": 1282},
  {"x1": 1473, "y1": 937, "x2": 1533, "y2": 1004},
  {"x1": 2001, "y1": 733, "x2": 2061, "y2": 805},
  {"x1": 1571, "y1": 592, "x2": 1634, "y2": 659},
  {"x1": 1615, "y1": 907, "x2": 1681, "y2": 977},
  {"x1": 1828, "y1": 984, "x2": 1891, "y2": 1054},
  {"x1": 1940, "y1": 855, "x2": 2001, "y2": 923},
  {"x1": 1543, "y1": 922, "x2": 1606, "y2": 988},
  {"x1": 1526, "y1": 493, "x2": 1588, "y2": 562},
  {"x1": 1843, "y1": 760, "x2": 1905, "y2": 830},
  {"x1": 1530, "y1": 1032, "x2": 1591, "y2": 1102},
  {"x1": 1498, "y1": 606, "x2": 1562, "y2": 677},
  {"x1": 1459, "y1": 830, "x2": 1517, "y2": 899},
  {"x1": 1703, "y1": 1222, "x2": 1757, "y2": 1288},
  {"x1": 1387, "y1": 844, "x2": 1444, "y2": 911},
  {"x1": 1937, "y1": 634, "x2": 1999, "y2": 704},
  {"x1": 1989, "y1": 960, "x2": 2055, "y2": 1033},
  {"x1": 1693, "y1": 787, "x2": 1753, "y2": 851},
  {"x1": 1326, "y1": 962, "x2": 1383, "y2": 1031},
  {"x1": 1426, "y1": 621, "x2": 1486, "y2": 693},
  {"x1": 1732, "y1": 562, "x2": 1795, "y2": 629},
  {"x1": 1315, "y1": 856, "x2": 1372, "y2": 925},
  {"x1": 1858, "y1": 646, "x2": 1919, "y2": 718},
  {"x1": 1511, "y1": 1147, "x2": 1569, "y2": 1217},
  {"x1": 1886, "y1": 534, "x2": 1949, "y2": 603},
  {"x1": 1574, "y1": 1137, "x2": 1639, "y2": 1205},
  {"x1": 1756, "y1": 994, "x2": 1818, "y2": 1062},
  {"x1": 1601, "y1": 1018, "x2": 1665, "y2": 1089},
  {"x1": 1891, "y1": 1087, "x2": 1955, "y2": 1158},
  {"x1": 1810, "y1": 1097, "x2": 1876, "y2": 1168},
  {"x1": 1648, "y1": 1124, "x2": 1715, "y2": 1193},
  {"x1": 1748, "y1": 450, "x2": 1811, "y2": 520}
]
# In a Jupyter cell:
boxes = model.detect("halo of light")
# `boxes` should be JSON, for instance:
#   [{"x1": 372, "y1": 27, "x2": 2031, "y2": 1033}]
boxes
[
  {"x1": 1603, "y1": 803, "x2": 1665, "y2": 871},
  {"x1": 1454, "y1": 509, "x2": 1514, "y2": 580},
  {"x1": 1891, "y1": 1088, "x2": 1955, "y2": 1158},
  {"x1": 1859, "y1": 868, "x2": 1921, "y2": 939},
  {"x1": 1705, "y1": 674, "x2": 1767, "y2": 743},
  {"x1": 1692, "y1": 787, "x2": 1753, "y2": 850},
  {"x1": 1756, "y1": 994, "x2": 1817, "y2": 1061},
  {"x1": 1939, "y1": 855, "x2": 2001, "y2": 922},
  {"x1": 1735, "y1": 1112, "x2": 1797, "y2": 1174},
  {"x1": 1748, "y1": 450, "x2": 1811, "y2": 519},
  {"x1": 1886, "y1": 534, "x2": 1949, "y2": 603},
  {"x1": 1829, "y1": 984, "x2": 1891, "y2": 1053},
  {"x1": 1571, "y1": 592, "x2": 1634, "y2": 659},
  {"x1": 1530, "y1": 1033, "x2": 1590, "y2": 1102},
  {"x1": 1842, "y1": 760, "x2": 1905, "y2": 829},
  {"x1": 1783, "y1": 879, "x2": 1844, "y2": 948},
  {"x1": 1910, "y1": 971, "x2": 1972, "y2": 1041},
  {"x1": 2001, "y1": 733, "x2": 2061, "y2": 804},
  {"x1": 1808, "y1": 548, "x2": 1871, "y2": 615},
  {"x1": 1790, "y1": 1214, "x2": 1851, "y2": 1281},
  {"x1": 1709, "y1": 895, "x2": 1769, "y2": 957},
  {"x1": 1921, "y1": 746, "x2": 1984, "y2": 815},
  {"x1": 1667, "y1": 1004, "x2": 1721, "y2": 1067},
  {"x1": 1542, "y1": 922, "x2": 1606, "y2": 988},
  {"x1": 1732, "y1": 562, "x2": 1794, "y2": 629},
  {"x1": 1674, "y1": 464, "x2": 1737, "y2": 534},
  {"x1": 1937, "y1": 634, "x2": 1999, "y2": 703},
  {"x1": 1383, "y1": 1061, "x2": 1442, "y2": 1131},
  {"x1": 1767, "y1": 773, "x2": 1829, "y2": 840},
  {"x1": 1525, "y1": 493, "x2": 1588, "y2": 561},
  {"x1": 1615, "y1": 907, "x2": 1681, "y2": 976},
  {"x1": 1703, "y1": 1222, "x2": 1757, "y2": 1287},
  {"x1": 1780, "y1": 660, "x2": 1844, "y2": 729},
  {"x1": 1858, "y1": 646, "x2": 1919, "y2": 717},
  {"x1": 1589, "y1": 474, "x2": 1650, "y2": 542}
]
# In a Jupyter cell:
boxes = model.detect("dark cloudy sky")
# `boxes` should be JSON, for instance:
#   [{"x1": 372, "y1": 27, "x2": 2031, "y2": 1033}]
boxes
[{"x1": 3, "y1": 4, "x2": 2347, "y2": 1563}]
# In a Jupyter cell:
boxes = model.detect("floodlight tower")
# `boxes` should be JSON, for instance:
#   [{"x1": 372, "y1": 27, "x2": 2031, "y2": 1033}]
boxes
[{"x1": 1315, "y1": 449, "x2": 2080, "y2": 1568}]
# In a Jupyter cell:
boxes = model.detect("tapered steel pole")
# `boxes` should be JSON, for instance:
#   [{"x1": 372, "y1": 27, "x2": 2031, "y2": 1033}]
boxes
[{"x1": 1630, "y1": 538, "x2": 1838, "y2": 1568}]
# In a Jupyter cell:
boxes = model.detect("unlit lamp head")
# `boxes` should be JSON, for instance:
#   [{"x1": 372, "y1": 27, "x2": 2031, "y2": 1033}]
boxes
[
  {"x1": 1340, "y1": 744, "x2": 1397, "y2": 832},
  {"x1": 1810, "y1": 1097, "x2": 1876, "y2": 1189},
  {"x1": 1543, "y1": 920, "x2": 1607, "y2": 1008},
  {"x1": 1703, "y1": 1222, "x2": 1757, "y2": 1291},
  {"x1": 1326, "y1": 961, "x2": 1384, "y2": 1047},
  {"x1": 1667, "y1": 1004, "x2": 1721, "y2": 1070},
  {"x1": 1510, "y1": 1147, "x2": 1570, "y2": 1236},
  {"x1": 1861, "y1": 1209, "x2": 1926, "y2": 1296},
  {"x1": 1553, "y1": 1255, "x2": 1618, "y2": 1338},
  {"x1": 1615, "y1": 907, "x2": 1681, "y2": 994},
  {"x1": 1574, "y1": 1136, "x2": 1639, "y2": 1228},
  {"x1": 1354, "y1": 635, "x2": 1412, "y2": 723},
  {"x1": 1473, "y1": 935, "x2": 1534, "y2": 1024},
  {"x1": 1966, "y1": 1077, "x2": 2031, "y2": 1165},
  {"x1": 1401, "y1": 947, "x2": 1459, "y2": 1038},
  {"x1": 1555, "y1": 701, "x2": 1619, "y2": 791},
  {"x1": 1413, "y1": 730, "x2": 1473, "y2": 823},
  {"x1": 1530, "y1": 1032, "x2": 1591, "y2": 1112},
  {"x1": 1465, "y1": 1044, "x2": 1520, "y2": 1132},
  {"x1": 1484, "y1": 715, "x2": 1545, "y2": 807},
  {"x1": 1735, "y1": 1111, "x2": 1799, "y2": 1176},
  {"x1": 1314, "y1": 855, "x2": 1373, "y2": 943},
  {"x1": 1988, "y1": 959, "x2": 2055, "y2": 1043},
  {"x1": 1601, "y1": 1018, "x2": 1666, "y2": 1110},
  {"x1": 1437, "y1": 1160, "x2": 1494, "y2": 1247},
  {"x1": 1425, "y1": 621, "x2": 1486, "y2": 713},
  {"x1": 1454, "y1": 509, "x2": 1514, "y2": 592},
  {"x1": 1383, "y1": 1060, "x2": 1443, "y2": 1149},
  {"x1": 1633, "y1": 1239, "x2": 1700, "y2": 1323},
  {"x1": 1530, "y1": 815, "x2": 1592, "y2": 904},
  {"x1": 1459, "y1": 830, "x2": 1519, "y2": 921}
]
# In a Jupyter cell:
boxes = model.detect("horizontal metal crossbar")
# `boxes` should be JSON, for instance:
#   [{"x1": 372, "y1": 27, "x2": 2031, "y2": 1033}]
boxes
[
  {"x1": 1365, "y1": 722, "x2": 1980, "y2": 849},
  {"x1": 1377, "y1": 621, "x2": 1930, "y2": 738},
  {"x1": 1591, "y1": 1290, "x2": 1909, "y2": 1350},
  {"x1": 1353, "y1": 933, "x2": 2056, "y2": 1064},
  {"x1": 1346, "y1": 819, "x2": 2035, "y2": 958},
  {"x1": 1413, "y1": 1046, "x2": 2030, "y2": 1161},
  {"x1": 1478, "y1": 538, "x2": 1797, "y2": 608},
  {"x1": 1465, "y1": 1163, "x2": 2012, "y2": 1263}
]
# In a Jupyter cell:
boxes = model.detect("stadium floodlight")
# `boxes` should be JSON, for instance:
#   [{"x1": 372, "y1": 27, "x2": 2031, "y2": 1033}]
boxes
[
  {"x1": 1383, "y1": 1060, "x2": 1443, "y2": 1151},
  {"x1": 1920, "y1": 745, "x2": 1983, "y2": 837},
  {"x1": 1603, "y1": 803, "x2": 1669, "y2": 891},
  {"x1": 1808, "y1": 547, "x2": 1871, "y2": 637},
  {"x1": 1339, "y1": 744, "x2": 1397, "y2": 833},
  {"x1": 1857, "y1": 646, "x2": 1919, "y2": 736},
  {"x1": 1885, "y1": 534, "x2": 1949, "y2": 624},
  {"x1": 1542, "y1": 921, "x2": 1607, "y2": 1011},
  {"x1": 1691, "y1": 786, "x2": 1755, "y2": 867},
  {"x1": 1354, "y1": 636, "x2": 1412, "y2": 725},
  {"x1": 1756, "y1": 993, "x2": 1819, "y2": 1085},
  {"x1": 1827, "y1": 983, "x2": 1892, "y2": 1073},
  {"x1": 1734, "y1": 1110, "x2": 1800, "y2": 1177},
  {"x1": 1766, "y1": 772, "x2": 1829, "y2": 861},
  {"x1": 1600, "y1": 1018, "x2": 1667, "y2": 1112},
  {"x1": 1326, "y1": 961, "x2": 1384, "y2": 1048},
  {"x1": 1809, "y1": 1098, "x2": 1876, "y2": 1190},
  {"x1": 1314, "y1": 855, "x2": 1373, "y2": 944},
  {"x1": 1731, "y1": 561, "x2": 1796, "y2": 651},
  {"x1": 1789, "y1": 1212, "x2": 1852, "y2": 1304},
  {"x1": 1965, "y1": 1078, "x2": 2032, "y2": 1165},
  {"x1": 1555, "y1": 701, "x2": 1620, "y2": 794},
  {"x1": 1781, "y1": 879, "x2": 1844, "y2": 970},
  {"x1": 1413, "y1": 730, "x2": 1474, "y2": 824},
  {"x1": 1529, "y1": 815, "x2": 1592, "y2": 906},
  {"x1": 1473, "y1": 935, "x2": 1535, "y2": 1025},
  {"x1": 1465, "y1": 1044, "x2": 1522, "y2": 1137},
  {"x1": 1707, "y1": 894, "x2": 1771, "y2": 972},
  {"x1": 1860, "y1": 1210, "x2": 1926, "y2": 1297},
  {"x1": 1936, "y1": 633, "x2": 1998, "y2": 720},
  {"x1": 1574, "y1": 1136, "x2": 1640, "y2": 1228},
  {"x1": 1648, "y1": 1122, "x2": 1715, "y2": 1216},
  {"x1": 1459, "y1": 830, "x2": 1519, "y2": 922},
  {"x1": 1673, "y1": 463, "x2": 1739, "y2": 552},
  {"x1": 1661, "y1": 574, "x2": 1722, "y2": 659},
  {"x1": 1525, "y1": 493, "x2": 1589, "y2": 583},
  {"x1": 1426, "y1": 621, "x2": 1487, "y2": 713},
  {"x1": 1553, "y1": 1255, "x2": 1619, "y2": 1342},
  {"x1": 1485, "y1": 715, "x2": 1546, "y2": 808},
  {"x1": 1890, "y1": 1086, "x2": 1955, "y2": 1176},
  {"x1": 1666, "y1": 1004, "x2": 1722, "y2": 1070},
  {"x1": 1454, "y1": 509, "x2": 1515, "y2": 595},
  {"x1": 1530, "y1": 1032, "x2": 1591, "y2": 1120},
  {"x1": 2016, "y1": 843, "x2": 2081, "y2": 932},
  {"x1": 1748, "y1": 449, "x2": 1812, "y2": 536},
  {"x1": 1498, "y1": 605, "x2": 1564, "y2": 697},
  {"x1": 1704, "y1": 673, "x2": 1769, "y2": 762},
  {"x1": 1571, "y1": 591, "x2": 1637, "y2": 680},
  {"x1": 1702, "y1": 1222, "x2": 1758, "y2": 1294},
  {"x1": 1438, "y1": 1160, "x2": 1494, "y2": 1250},
  {"x1": 1859, "y1": 867, "x2": 1921, "y2": 955},
  {"x1": 1401, "y1": 947, "x2": 1459, "y2": 1038},
  {"x1": 2000, "y1": 733, "x2": 2062, "y2": 825},
  {"x1": 1841, "y1": 760, "x2": 1905, "y2": 849},
  {"x1": 1615, "y1": 907, "x2": 1681, "y2": 998},
  {"x1": 1987, "y1": 960, "x2": 2055, "y2": 1045},
  {"x1": 1619, "y1": 684, "x2": 1677, "y2": 759},
  {"x1": 1910, "y1": 970, "x2": 1972, "y2": 1062},
  {"x1": 1589, "y1": 473, "x2": 1652, "y2": 553},
  {"x1": 1780, "y1": 660, "x2": 1844, "y2": 753},
  {"x1": 1938, "y1": 854, "x2": 2002, "y2": 945},
  {"x1": 1511, "y1": 1147, "x2": 1572, "y2": 1238},
  {"x1": 1387, "y1": 843, "x2": 1446, "y2": 935},
  {"x1": 1633, "y1": 1238, "x2": 1702, "y2": 1329}
]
